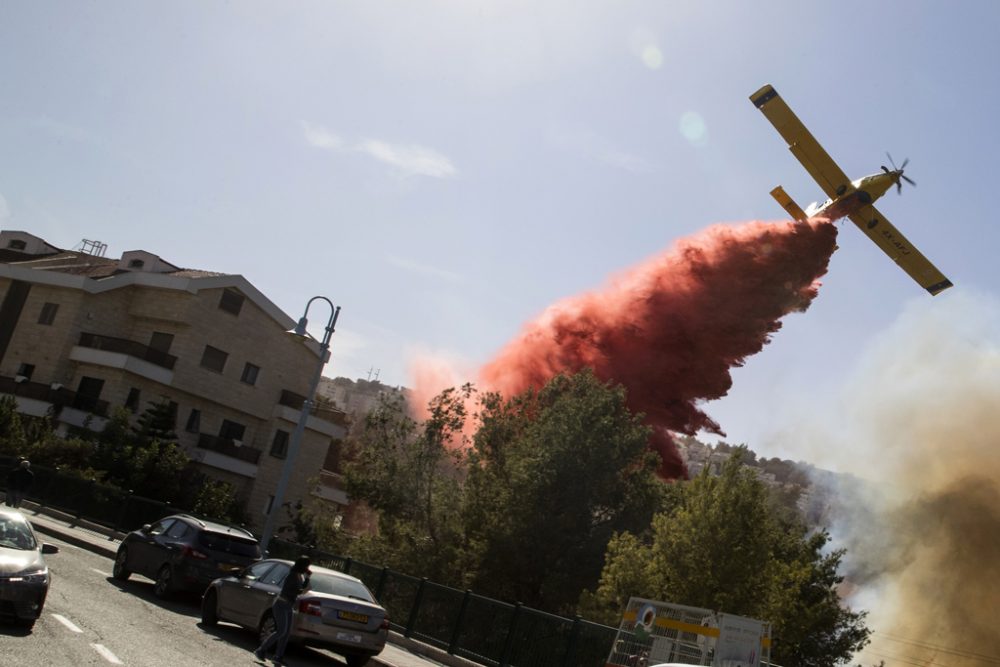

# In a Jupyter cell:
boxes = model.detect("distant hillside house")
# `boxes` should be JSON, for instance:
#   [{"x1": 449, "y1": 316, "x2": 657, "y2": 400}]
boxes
[
  {"x1": 0, "y1": 230, "x2": 352, "y2": 532},
  {"x1": 316, "y1": 376, "x2": 408, "y2": 419}
]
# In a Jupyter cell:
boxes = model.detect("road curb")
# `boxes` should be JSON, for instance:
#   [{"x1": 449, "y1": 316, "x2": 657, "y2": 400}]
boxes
[{"x1": 27, "y1": 511, "x2": 120, "y2": 559}]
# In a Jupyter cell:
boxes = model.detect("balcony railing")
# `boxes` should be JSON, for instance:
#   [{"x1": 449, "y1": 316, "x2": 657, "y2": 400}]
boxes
[
  {"x1": 0, "y1": 375, "x2": 107, "y2": 417},
  {"x1": 70, "y1": 393, "x2": 110, "y2": 417},
  {"x1": 78, "y1": 332, "x2": 178, "y2": 370},
  {"x1": 197, "y1": 433, "x2": 262, "y2": 464},
  {"x1": 278, "y1": 390, "x2": 349, "y2": 426}
]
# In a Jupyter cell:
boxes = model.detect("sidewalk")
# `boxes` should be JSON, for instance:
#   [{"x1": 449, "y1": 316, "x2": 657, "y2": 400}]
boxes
[{"x1": 21, "y1": 503, "x2": 473, "y2": 667}]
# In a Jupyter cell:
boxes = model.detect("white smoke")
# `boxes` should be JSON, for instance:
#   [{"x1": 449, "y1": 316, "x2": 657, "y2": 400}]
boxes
[{"x1": 775, "y1": 290, "x2": 1000, "y2": 665}]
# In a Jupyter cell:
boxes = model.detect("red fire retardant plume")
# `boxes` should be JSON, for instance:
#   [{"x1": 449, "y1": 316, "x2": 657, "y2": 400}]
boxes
[{"x1": 479, "y1": 219, "x2": 838, "y2": 479}]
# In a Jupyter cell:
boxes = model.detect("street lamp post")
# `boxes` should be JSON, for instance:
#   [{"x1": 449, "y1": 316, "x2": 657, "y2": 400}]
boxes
[{"x1": 259, "y1": 296, "x2": 341, "y2": 555}]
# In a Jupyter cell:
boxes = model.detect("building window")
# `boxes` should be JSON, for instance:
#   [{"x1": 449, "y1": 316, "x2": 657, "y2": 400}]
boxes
[
  {"x1": 125, "y1": 388, "x2": 141, "y2": 412},
  {"x1": 8, "y1": 239, "x2": 26, "y2": 251},
  {"x1": 74, "y1": 376, "x2": 105, "y2": 412},
  {"x1": 149, "y1": 332, "x2": 174, "y2": 352},
  {"x1": 200, "y1": 345, "x2": 228, "y2": 373},
  {"x1": 38, "y1": 302, "x2": 59, "y2": 325},
  {"x1": 16, "y1": 363, "x2": 35, "y2": 381},
  {"x1": 270, "y1": 430, "x2": 289, "y2": 459},
  {"x1": 218, "y1": 289, "x2": 244, "y2": 316},
  {"x1": 240, "y1": 362, "x2": 260, "y2": 386},
  {"x1": 185, "y1": 408, "x2": 201, "y2": 433},
  {"x1": 219, "y1": 419, "x2": 246, "y2": 443},
  {"x1": 128, "y1": 259, "x2": 145, "y2": 269}
]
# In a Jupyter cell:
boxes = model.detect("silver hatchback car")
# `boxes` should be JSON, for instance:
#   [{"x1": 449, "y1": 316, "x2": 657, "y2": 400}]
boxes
[{"x1": 200, "y1": 558, "x2": 389, "y2": 667}]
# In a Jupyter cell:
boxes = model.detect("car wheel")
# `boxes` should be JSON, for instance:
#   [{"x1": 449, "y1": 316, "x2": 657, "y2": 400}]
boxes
[
  {"x1": 201, "y1": 589, "x2": 220, "y2": 626},
  {"x1": 258, "y1": 612, "x2": 276, "y2": 644},
  {"x1": 16, "y1": 617, "x2": 36, "y2": 631},
  {"x1": 153, "y1": 565, "x2": 174, "y2": 598},
  {"x1": 346, "y1": 655, "x2": 371, "y2": 667},
  {"x1": 112, "y1": 547, "x2": 131, "y2": 581}
]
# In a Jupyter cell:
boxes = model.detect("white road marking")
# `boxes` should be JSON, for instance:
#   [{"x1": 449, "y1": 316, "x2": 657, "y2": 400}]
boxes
[
  {"x1": 51, "y1": 613, "x2": 83, "y2": 633},
  {"x1": 91, "y1": 567, "x2": 112, "y2": 577},
  {"x1": 91, "y1": 643, "x2": 124, "y2": 664}
]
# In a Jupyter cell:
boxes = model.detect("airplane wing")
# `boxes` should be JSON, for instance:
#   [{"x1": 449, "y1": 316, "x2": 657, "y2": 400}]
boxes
[
  {"x1": 849, "y1": 205, "x2": 953, "y2": 295},
  {"x1": 750, "y1": 84, "x2": 852, "y2": 199}
]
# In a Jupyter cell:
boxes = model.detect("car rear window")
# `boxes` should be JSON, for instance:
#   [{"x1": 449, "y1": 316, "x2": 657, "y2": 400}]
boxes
[
  {"x1": 308, "y1": 573, "x2": 375, "y2": 602},
  {"x1": 197, "y1": 531, "x2": 261, "y2": 558}
]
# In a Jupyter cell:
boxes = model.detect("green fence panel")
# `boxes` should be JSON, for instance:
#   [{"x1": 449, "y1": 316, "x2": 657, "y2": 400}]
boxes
[
  {"x1": 451, "y1": 592, "x2": 517, "y2": 666},
  {"x1": 406, "y1": 580, "x2": 467, "y2": 650}
]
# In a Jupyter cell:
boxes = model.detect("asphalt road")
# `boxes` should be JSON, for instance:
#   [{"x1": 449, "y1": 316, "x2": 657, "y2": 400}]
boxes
[{"x1": 0, "y1": 534, "x2": 357, "y2": 667}]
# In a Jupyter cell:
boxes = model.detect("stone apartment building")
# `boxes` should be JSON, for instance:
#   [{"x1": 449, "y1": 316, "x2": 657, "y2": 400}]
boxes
[
  {"x1": 317, "y1": 376, "x2": 408, "y2": 418},
  {"x1": 0, "y1": 230, "x2": 349, "y2": 533}
]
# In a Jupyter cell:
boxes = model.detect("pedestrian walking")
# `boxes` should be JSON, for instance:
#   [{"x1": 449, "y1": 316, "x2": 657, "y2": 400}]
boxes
[
  {"x1": 5, "y1": 460, "x2": 33, "y2": 508},
  {"x1": 254, "y1": 556, "x2": 311, "y2": 665}
]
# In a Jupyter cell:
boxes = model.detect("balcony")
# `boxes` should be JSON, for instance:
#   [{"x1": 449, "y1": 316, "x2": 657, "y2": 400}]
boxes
[
  {"x1": 277, "y1": 390, "x2": 349, "y2": 435},
  {"x1": 70, "y1": 393, "x2": 110, "y2": 417},
  {"x1": 0, "y1": 375, "x2": 109, "y2": 433},
  {"x1": 71, "y1": 333, "x2": 176, "y2": 385},
  {"x1": 77, "y1": 333, "x2": 177, "y2": 370},
  {"x1": 312, "y1": 469, "x2": 350, "y2": 506},
  {"x1": 0, "y1": 375, "x2": 108, "y2": 417},
  {"x1": 197, "y1": 433, "x2": 262, "y2": 464}
]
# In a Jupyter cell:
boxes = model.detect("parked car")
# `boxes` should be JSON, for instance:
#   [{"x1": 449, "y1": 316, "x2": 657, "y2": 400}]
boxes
[
  {"x1": 201, "y1": 558, "x2": 389, "y2": 667},
  {"x1": 112, "y1": 514, "x2": 261, "y2": 598},
  {"x1": 0, "y1": 508, "x2": 59, "y2": 628}
]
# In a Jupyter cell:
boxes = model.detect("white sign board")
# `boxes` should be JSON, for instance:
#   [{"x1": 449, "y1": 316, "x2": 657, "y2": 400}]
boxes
[{"x1": 714, "y1": 614, "x2": 765, "y2": 666}]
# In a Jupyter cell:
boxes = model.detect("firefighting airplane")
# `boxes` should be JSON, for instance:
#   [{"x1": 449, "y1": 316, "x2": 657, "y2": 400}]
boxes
[{"x1": 750, "y1": 84, "x2": 953, "y2": 295}]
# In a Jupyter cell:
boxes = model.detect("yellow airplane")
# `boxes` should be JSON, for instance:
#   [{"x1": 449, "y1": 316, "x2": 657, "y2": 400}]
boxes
[{"x1": 750, "y1": 84, "x2": 953, "y2": 296}]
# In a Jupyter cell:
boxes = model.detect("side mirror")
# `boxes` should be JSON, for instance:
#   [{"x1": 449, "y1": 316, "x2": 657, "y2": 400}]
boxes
[
  {"x1": 41, "y1": 543, "x2": 59, "y2": 555},
  {"x1": 140, "y1": 524, "x2": 152, "y2": 533},
  {"x1": 230, "y1": 566, "x2": 244, "y2": 576}
]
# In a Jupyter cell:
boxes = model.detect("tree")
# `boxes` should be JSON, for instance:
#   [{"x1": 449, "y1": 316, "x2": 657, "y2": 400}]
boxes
[
  {"x1": 344, "y1": 370, "x2": 666, "y2": 606},
  {"x1": 0, "y1": 395, "x2": 26, "y2": 454},
  {"x1": 582, "y1": 449, "x2": 870, "y2": 666},
  {"x1": 343, "y1": 386, "x2": 473, "y2": 584},
  {"x1": 132, "y1": 399, "x2": 178, "y2": 445},
  {"x1": 263, "y1": 493, "x2": 352, "y2": 556},
  {"x1": 462, "y1": 370, "x2": 665, "y2": 613},
  {"x1": 91, "y1": 403, "x2": 189, "y2": 502},
  {"x1": 766, "y1": 525, "x2": 871, "y2": 665},
  {"x1": 191, "y1": 477, "x2": 247, "y2": 525}
]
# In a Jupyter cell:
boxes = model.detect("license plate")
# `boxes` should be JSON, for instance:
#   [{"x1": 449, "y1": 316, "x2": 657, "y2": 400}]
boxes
[{"x1": 337, "y1": 610, "x2": 369, "y2": 624}]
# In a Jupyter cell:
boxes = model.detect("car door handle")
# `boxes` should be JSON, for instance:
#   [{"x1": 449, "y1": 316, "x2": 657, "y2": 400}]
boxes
[{"x1": 266, "y1": 591, "x2": 276, "y2": 597}]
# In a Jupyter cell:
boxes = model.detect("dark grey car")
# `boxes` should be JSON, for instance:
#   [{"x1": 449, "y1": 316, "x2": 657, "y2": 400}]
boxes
[
  {"x1": 0, "y1": 508, "x2": 59, "y2": 628},
  {"x1": 112, "y1": 514, "x2": 260, "y2": 597},
  {"x1": 201, "y1": 559, "x2": 389, "y2": 667}
]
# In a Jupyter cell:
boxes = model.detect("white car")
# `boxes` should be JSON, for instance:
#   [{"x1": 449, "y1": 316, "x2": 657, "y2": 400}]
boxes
[{"x1": 0, "y1": 508, "x2": 59, "y2": 629}]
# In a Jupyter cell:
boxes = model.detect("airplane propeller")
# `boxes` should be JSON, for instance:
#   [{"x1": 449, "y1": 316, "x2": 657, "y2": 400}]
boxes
[{"x1": 882, "y1": 153, "x2": 916, "y2": 194}]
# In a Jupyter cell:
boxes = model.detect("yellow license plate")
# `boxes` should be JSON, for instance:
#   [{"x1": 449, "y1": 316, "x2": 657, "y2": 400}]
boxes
[{"x1": 337, "y1": 610, "x2": 369, "y2": 624}]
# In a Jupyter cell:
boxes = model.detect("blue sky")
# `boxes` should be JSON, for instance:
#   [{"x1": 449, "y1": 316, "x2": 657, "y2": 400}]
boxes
[{"x1": 2, "y1": 1, "x2": 997, "y2": 459}]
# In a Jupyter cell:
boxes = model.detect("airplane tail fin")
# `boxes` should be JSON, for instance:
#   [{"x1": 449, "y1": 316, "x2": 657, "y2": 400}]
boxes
[{"x1": 769, "y1": 186, "x2": 808, "y2": 222}]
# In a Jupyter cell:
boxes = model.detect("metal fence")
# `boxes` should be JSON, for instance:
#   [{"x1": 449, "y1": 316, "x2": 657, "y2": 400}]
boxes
[
  {"x1": 2, "y1": 456, "x2": 618, "y2": 667},
  {"x1": 2, "y1": 456, "x2": 189, "y2": 533}
]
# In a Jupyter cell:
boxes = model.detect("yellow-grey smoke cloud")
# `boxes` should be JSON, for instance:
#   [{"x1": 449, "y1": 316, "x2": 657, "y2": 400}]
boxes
[{"x1": 780, "y1": 291, "x2": 1000, "y2": 666}]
